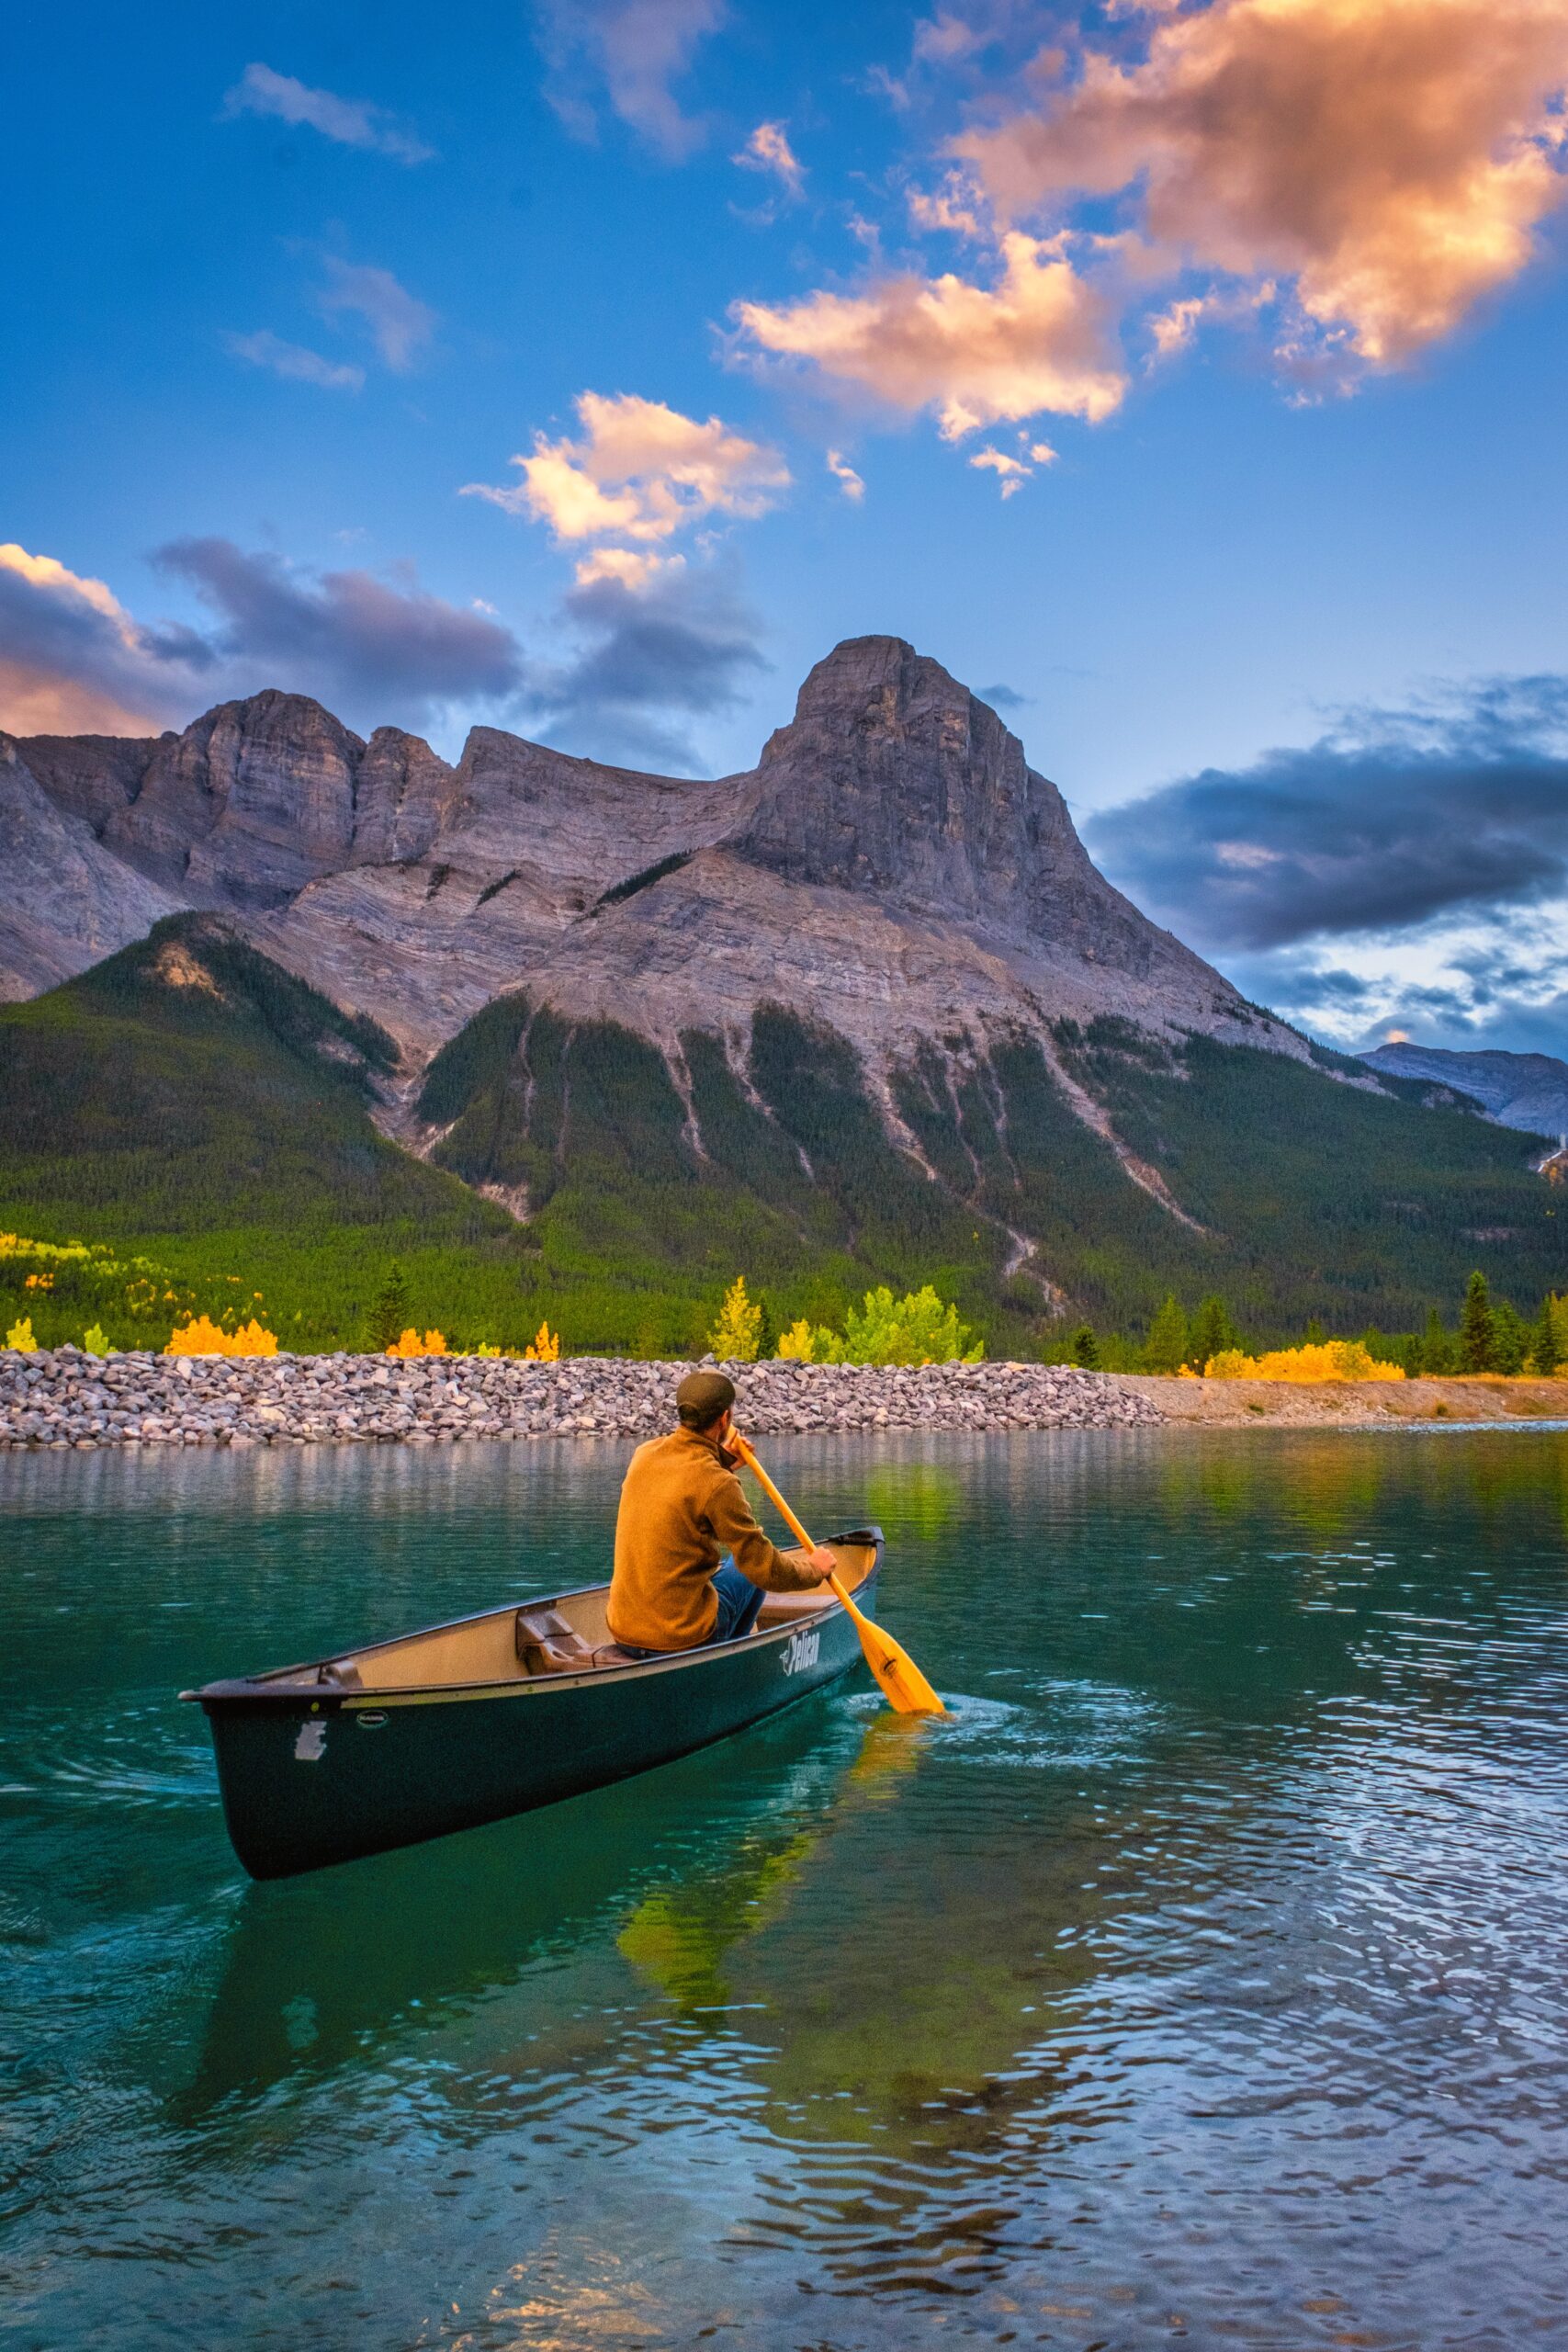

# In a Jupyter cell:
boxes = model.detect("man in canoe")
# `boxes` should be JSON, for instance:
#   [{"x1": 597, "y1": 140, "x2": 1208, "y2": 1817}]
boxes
[{"x1": 608, "y1": 1370, "x2": 837, "y2": 1656}]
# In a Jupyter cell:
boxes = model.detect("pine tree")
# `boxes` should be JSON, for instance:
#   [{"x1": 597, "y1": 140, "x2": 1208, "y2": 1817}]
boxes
[
  {"x1": 1187, "y1": 1294, "x2": 1238, "y2": 1372},
  {"x1": 1068, "y1": 1322, "x2": 1100, "y2": 1368},
  {"x1": 1419, "y1": 1306, "x2": 1455, "y2": 1375},
  {"x1": 753, "y1": 1291, "x2": 777, "y2": 1363},
  {"x1": 1459, "y1": 1271, "x2": 1495, "y2": 1374},
  {"x1": 1491, "y1": 1299, "x2": 1528, "y2": 1377},
  {"x1": 1304, "y1": 1317, "x2": 1326, "y2": 1344},
  {"x1": 363, "y1": 1261, "x2": 411, "y2": 1354},
  {"x1": 1530, "y1": 1295, "x2": 1562, "y2": 1377},
  {"x1": 1142, "y1": 1294, "x2": 1189, "y2": 1374}
]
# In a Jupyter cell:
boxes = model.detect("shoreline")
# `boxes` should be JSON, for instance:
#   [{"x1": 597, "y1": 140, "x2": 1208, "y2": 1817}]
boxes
[
  {"x1": 0, "y1": 1351, "x2": 1159, "y2": 1451},
  {"x1": 1121, "y1": 1373, "x2": 1568, "y2": 1427},
  {"x1": 2, "y1": 1349, "x2": 1562, "y2": 1452}
]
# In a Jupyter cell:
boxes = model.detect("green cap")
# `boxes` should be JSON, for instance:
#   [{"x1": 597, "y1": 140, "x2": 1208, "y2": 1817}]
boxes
[{"x1": 676, "y1": 1369, "x2": 736, "y2": 1427}]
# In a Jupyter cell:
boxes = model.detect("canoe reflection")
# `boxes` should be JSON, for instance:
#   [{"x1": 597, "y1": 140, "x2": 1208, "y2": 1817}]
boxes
[{"x1": 183, "y1": 1692, "x2": 908, "y2": 2111}]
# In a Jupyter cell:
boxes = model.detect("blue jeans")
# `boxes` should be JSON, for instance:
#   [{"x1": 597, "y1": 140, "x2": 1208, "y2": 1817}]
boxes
[
  {"x1": 621, "y1": 1555, "x2": 763, "y2": 1658},
  {"x1": 710, "y1": 1556, "x2": 765, "y2": 1643}
]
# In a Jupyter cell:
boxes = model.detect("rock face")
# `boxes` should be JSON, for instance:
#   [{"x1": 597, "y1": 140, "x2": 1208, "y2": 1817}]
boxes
[
  {"x1": 7, "y1": 634, "x2": 1303, "y2": 1083},
  {"x1": 0, "y1": 738, "x2": 182, "y2": 1001},
  {"x1": 1361, "y1": 1042, "x2": 1568, "y2": 1141}
]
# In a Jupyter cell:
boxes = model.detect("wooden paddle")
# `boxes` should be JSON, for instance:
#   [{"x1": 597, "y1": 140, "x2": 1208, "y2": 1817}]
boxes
[{"x1": 729, "y1": 1430, "x2": 946, "y2": 1716}]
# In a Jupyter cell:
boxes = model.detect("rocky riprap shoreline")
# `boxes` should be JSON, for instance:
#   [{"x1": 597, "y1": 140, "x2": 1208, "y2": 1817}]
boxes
[{"x1": 0, "y1": 1349, "x2": 1163, "y2": 1450}]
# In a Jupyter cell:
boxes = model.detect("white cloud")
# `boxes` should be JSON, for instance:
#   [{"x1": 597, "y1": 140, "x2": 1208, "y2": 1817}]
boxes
[
  {"x1": 222, "y1": 330, "x2": 366, "y2": 391},
  {"x1": 534, "y1": 0, "x2": 726, "y2": 159},
  {"x1": 317, "y1": 259, "x2": 435, "y2": 373},
  {"x1": 221, "y1": 63, "x2": 434, "y2": 164},
  {"x1": 734, "y1": 231, "x2": 1126, "y2": 437},
  {"x1": 462, "y1": 390, "x2": 790, "y2": 545}
]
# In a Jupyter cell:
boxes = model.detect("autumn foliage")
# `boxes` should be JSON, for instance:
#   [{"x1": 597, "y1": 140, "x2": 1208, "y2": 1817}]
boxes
[
  {"x1": 1204, "y1": 1341, "x2": 1404, "y2": 1383},
  {"x1": 165, "y1": 1316, "x2": 278, "y2": 1358},
  {"x1": 387, "y1": 1329, "x2": 447, "y2": 1359}
]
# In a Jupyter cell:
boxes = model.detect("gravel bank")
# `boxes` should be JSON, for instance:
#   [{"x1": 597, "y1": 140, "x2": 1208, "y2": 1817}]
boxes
[
  {"x1": 1122, "y1": 1373, "x2": 1568, "y2": 1425},
  {"x1": 0, "y1": 1350, "x2": 1164, "y2": 1450}
]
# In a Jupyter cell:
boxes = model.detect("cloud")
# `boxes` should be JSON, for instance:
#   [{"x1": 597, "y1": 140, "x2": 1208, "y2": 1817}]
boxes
[
  {"x1": 222, "y1": 330, "x2": 365, "y2": 391},
  {"x1": 0, "y1": 537, "x2": 526, "y2": 744},
  {"x1": 526, "y1": 564, "x2": 766, "y2": 773},
  {"x1": 462, "y1": 390, "x2": 789, "y2": 544},
  {"x1": 733, "y1": 120, "x2": 804, "y2": 198},
  {"x1": 153, "y1": 539, "x2": 525, "y2": 733},
  {"x1": 825, "y1": 448, "x2": 865, "y2": 500},
  {"x1": 221, "y1": 62, "x2": 434, "y2": 164},
  {"x1": 969, "y1": 435, "x2": 1056, "y2": 493},
  {"x1": 317, "y1": 259, "x2": 434, "y2": 372},
  {"x1": 907, "y1": 171, "x2": 989, "y2": 240},
  {"x1": 1085, "y1": 674, "x2": 1568, "y2": 951},
  {"x1": 976, "y1": 681, "x2": 1028, "y2": 708},
  {"x1": 956, "y1": 0, "x2": 1568, "y2": 370},
  {"x1": 534, "y1": 0, "x2": 725, "y2": 158},
  {"x1": 733, "y1": 231, "x2": 1126, "y2": 436},
  {"x1": 0, "y1": 542, "x2": 193, "y2": 733},
  {"x1": 571, "y1": 546, "x2": 685, "y2": 588}
]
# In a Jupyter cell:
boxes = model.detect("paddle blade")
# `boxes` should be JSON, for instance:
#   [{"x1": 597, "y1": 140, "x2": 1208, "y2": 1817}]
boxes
[{"x1": 853, "y1": 1614, "x2": 946, "y2": 1716}]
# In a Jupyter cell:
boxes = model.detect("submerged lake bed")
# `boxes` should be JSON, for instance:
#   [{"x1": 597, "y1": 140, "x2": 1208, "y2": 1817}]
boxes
[{"x1": 4, "y1": 1429, "x2": 1568, "y2": 2351}]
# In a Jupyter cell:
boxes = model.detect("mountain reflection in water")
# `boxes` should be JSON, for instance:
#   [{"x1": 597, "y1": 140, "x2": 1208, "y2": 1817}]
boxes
[{"x1": 3, "y1": 1428, "x2": 1568, "y2": 2351}]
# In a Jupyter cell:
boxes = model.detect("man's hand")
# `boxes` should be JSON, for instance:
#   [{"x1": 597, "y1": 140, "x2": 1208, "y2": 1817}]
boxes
[{"x1": 809, "y1": 1545, "x2": 839, "y2": 1583}]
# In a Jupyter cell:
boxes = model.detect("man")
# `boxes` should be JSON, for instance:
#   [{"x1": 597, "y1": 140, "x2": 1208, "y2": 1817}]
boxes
[{"x1": 608, "y1": 1370, "x2": 836, "y2": 1656}]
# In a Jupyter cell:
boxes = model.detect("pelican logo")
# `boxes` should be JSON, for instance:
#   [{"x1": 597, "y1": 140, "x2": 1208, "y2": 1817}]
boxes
[
  {"x1": 294, "y1": 1720, "x2": 328, "y2": 1762},
  {"x1": 781, "y1": 1626, "x2": 820, "y2": 1678}
]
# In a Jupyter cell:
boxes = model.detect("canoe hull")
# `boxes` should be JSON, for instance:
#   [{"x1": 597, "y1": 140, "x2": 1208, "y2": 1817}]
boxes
[{"x1": 199, "y1": 1574, "x2": 876, "y2": 1880}]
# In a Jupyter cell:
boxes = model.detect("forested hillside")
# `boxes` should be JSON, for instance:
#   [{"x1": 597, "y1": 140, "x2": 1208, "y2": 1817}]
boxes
[{"x1": 0, "y1": 922, "x2": 1559, "y2": 1357}]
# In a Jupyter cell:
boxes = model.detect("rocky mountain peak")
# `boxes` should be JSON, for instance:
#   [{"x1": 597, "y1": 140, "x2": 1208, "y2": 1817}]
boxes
[{"x1": 740, "y1": 635, "x2": 1113, "y2": 944}]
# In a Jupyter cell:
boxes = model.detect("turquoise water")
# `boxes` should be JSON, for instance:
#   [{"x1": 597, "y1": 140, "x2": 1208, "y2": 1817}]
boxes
[{"x1": 4, "y1": 1429, "x2": 1568, "y2": 2350}]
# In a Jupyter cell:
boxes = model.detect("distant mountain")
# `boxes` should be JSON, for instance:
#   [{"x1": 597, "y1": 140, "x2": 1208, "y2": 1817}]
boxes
[
  {"x1": 3, "y1": 639, "x2": 1562, "y2": 1351},
  {"x1": 1361, "y1": 1042, "x2": 1568, "y2": 1142}
]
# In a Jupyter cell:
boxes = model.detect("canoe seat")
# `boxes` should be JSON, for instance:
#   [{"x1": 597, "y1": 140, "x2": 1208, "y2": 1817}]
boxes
[{"x1": 515, "y1": 1605, "x2": 598, "y2": 1676}]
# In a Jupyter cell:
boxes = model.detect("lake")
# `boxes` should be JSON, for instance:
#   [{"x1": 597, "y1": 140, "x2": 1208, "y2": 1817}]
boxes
[{"x1": 4, "y1": 1428, "x2": 1568, "y2": 2351}]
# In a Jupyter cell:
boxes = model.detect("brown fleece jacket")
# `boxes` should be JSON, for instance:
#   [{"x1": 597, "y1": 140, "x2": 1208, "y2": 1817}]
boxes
[{"x1": 607, "y1": 1424, "x2": 822, "y2": 1651}]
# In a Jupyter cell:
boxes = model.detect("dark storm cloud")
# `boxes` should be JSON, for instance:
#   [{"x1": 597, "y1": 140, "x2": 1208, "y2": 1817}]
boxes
[
  {"x1": 1085, "y1": 677, "x2": 1568, "y2": 952},
  {"x1": 154, "y1": 538, "x2": 525, "y2": 735},
  {"x1": 525, "y1": 568, "x2": 767, "y2": 774}
]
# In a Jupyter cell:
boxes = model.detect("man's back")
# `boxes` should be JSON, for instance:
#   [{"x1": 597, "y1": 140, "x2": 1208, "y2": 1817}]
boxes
[{"x1": 609, "y1": 1417, "x2": 825, "y2": 1653}]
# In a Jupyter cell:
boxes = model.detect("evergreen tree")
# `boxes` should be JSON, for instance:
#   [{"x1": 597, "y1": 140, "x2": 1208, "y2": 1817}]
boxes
[
  {"x1": 754, "y1": 1291, "x2": 777, "y2": 1363},
  {"x1": 1491, "y1": 1299, "x2": 1528, "y2": 1377},
  {"x1": 1142, "y1": 1294, "x2": 1189, "y2": 1374},
  {"x1": 1304, "y1": 1317, "x2": 1326, "y2": 1344},
  {"x1": 1419, "y1": 1306, "x2": 1455, "y2": 1375},
  {"x1": 1530, "y1": 1295, "x2": 1562, "y2": 1377},
  {"x1": 1187, "y1": 1294, "x2": 1238, "y2": 1371},
  {"x1": 363, "y1": 1261, "x2": 411, "y2": 1354},
  {"x1": 1068, "y1": 1322, "x2": 1100, "y2": 1369},
  {"x1": 1459, "y1": 1271, "x2": 1495, "y2": 1373}
]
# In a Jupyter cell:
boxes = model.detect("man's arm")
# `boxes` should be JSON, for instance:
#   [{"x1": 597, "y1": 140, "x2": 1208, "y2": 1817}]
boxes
[{"x1": 708, "y1": 1470, "x2": 829, "y2": 1590}]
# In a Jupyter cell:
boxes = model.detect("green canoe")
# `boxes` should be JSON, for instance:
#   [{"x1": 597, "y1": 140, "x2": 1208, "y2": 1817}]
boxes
[{"x1": 183, "y1": 1528, "x2": 884, "y2": 1880}]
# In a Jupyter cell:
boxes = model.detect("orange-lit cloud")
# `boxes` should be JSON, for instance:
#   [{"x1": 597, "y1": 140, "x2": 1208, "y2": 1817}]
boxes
[
  {"x1": 733, "y1": 120, "x2": 804, "y2": 197},
  {"x1": 0, "y1": 545, "x2": 163, "y2": 732},
  {"x1": 957, "y1": 0, "x2": 1568, "y2": 367},
  {"x1": 572, "y1": 545, "x2": 686, "y2": 588},
  {"x1": 826, "y1": 448, "x2": 866, "y2": 500},
  {"x1": 463, "y1": 390, "x2": 790, "y2": 543},
  {"x1": 734, "y1": 231, "x2": 1126, "y2": 435}
]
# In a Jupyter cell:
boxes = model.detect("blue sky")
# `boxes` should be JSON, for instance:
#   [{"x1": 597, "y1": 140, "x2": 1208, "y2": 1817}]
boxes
[{"x1": 6, "y1": 0, "x2": 1568, "y2": 1055}]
